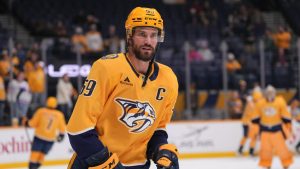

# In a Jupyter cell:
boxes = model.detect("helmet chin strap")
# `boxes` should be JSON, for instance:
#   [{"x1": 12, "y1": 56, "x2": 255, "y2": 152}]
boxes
[{"x1": 142, "y1": 43, "x2": 160, "y2": 87}]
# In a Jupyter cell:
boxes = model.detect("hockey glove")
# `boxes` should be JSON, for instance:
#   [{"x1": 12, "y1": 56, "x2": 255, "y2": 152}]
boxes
[
  {"x1": 86, "y1": 147, "x2": 124, "y2": 169},
  {"x1": 154, "y1": 144, "x2": 179, "y2": 169},
  {"x1": 56, "y1": 134, "x2": 65, "y2": 142}
]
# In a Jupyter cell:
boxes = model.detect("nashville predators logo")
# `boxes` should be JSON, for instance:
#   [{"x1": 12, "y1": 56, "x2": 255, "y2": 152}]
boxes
[
  {"x1": 263, "y1": 107, "x2": 276, "y2": 116},
  {"x1": 115, "y1": 98, "x2": 156, "y2": 133}
]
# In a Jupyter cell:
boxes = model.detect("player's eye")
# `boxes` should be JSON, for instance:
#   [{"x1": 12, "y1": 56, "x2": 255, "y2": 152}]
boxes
[
  {"x1": 150, "y1": 33, "x2": 158, "y2": 39},
  {"x1": 136, "y1": 31, "x2": 158, "y2": 40},
  {"x1": 136, "y1": 31, "x2": 146, "y2": 37}
]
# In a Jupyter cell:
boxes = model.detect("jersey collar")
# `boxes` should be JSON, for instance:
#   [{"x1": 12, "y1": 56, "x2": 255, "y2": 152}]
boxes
[{"x1": 124, "y1": 53, "x2": 159, "y2": 81}]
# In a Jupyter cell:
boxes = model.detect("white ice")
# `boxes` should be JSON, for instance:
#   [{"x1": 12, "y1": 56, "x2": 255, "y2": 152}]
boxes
[{"x1": 15, "y1": 156, "x2": 300, "y2": 169}]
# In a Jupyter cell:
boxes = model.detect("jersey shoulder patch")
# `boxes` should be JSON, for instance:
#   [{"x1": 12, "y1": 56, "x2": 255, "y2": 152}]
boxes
[{"x1": 100, "y1": 53, "x2": 119, "y2": 60}]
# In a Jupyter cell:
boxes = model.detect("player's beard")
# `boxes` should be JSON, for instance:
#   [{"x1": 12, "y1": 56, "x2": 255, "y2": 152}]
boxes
[{"x1": 132, "y1": 42, "x2": 156, "y2": 62}]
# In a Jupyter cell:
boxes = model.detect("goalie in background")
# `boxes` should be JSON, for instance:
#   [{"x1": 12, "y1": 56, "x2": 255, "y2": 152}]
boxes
[
  {"x1": 24, "y1": 97, "x2": 66, "y2": 169},
  {"x1": 251, "y1": 85, "x2": 293, "y2": 169}
]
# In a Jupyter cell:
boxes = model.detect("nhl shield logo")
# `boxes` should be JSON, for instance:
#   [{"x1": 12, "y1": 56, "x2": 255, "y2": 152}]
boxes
[{"x1": 115, "y1": 98, "x2": 156, "y2": 133}]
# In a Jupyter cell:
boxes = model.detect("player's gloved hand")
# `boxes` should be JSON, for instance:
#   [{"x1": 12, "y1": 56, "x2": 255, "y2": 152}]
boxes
[
  {"x1": 56, "y1": 134, "x2": 65, "y2": 142},
  {"x1": 86, "y1": 147, "x2": 125, "y2": 169},
  {"x1": 154, "y1": 144, "x2": 179, "y2": 169}
]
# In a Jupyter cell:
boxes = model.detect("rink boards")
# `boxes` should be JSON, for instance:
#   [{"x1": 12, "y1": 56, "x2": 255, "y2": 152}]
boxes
[{"x1": 0, "y1": 120, "x2": 299, "y2": 168}]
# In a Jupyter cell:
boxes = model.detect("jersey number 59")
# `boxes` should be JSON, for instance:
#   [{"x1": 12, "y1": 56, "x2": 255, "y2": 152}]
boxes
[{"x1": 80, "y1": 79, "x2": 96, "y2": 96}]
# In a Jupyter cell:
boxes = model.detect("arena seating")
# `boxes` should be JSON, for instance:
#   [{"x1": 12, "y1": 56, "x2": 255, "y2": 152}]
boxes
[{"x1": 5, "y1": 0, "x2": 295, "y2": 90}]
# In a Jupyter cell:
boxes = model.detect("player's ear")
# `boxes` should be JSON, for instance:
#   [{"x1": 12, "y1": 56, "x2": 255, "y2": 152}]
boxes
[
  {"x1": 127, "y1": 37, "x2": 133, "y2": 47},
  {"x1": 127, "y1": 28, "x2": 136, "y2": 46}
]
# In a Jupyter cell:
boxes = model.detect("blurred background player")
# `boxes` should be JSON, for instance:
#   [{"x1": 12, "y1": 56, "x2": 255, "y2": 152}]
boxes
[
  {"x1": 24, "y1": 97, "x2": 66, "y2": 169},
  {"x1": 290, "y1": 99, "x2": 300, "y2": 153},
  {"x1": 67, "y1": 7, "x2": 179, "y2": 169},
  {"x1": 295, "y1": 112, "x2": 300, "y2": 153},
  {"x1": 0, "y1": 74, "x2": 5, "y2": 125},
  {"x1": 252, "y1": 85, "x2": 293, "y2": 169},
  {"x1": 238, "y1": 90, "x2": 262, "y2": 156}
]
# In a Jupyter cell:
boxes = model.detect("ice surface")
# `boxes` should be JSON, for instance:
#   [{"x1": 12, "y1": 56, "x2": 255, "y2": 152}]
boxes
[{"x1": 15, "y1": 156, "x2": 300, "y2": 169}]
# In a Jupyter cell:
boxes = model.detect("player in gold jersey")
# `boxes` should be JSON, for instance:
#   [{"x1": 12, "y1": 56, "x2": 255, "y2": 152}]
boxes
[
  {"x1": 295, "y1": 114, "x2": 300, "y2": 153},
  {"x1": 24, "y1": 97, "x2": 66, "y2": 169},
  {"x1": 293, "y1": 102, "x2": 300, "y2": 153},
  {"x1": 67, "y1": 7, "x2": 179, "y2": 169},
  {"x1": 238, "y1": 91, "x2": 262, "y2": 156},
  {"x1": 0, "y1": 75, "x2": 5, "y2": 124},
  {"x1": 252, "y1": 85, "x2": 293, "y2": 169}
]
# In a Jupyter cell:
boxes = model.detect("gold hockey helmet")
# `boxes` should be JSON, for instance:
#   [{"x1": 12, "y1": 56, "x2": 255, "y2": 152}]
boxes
[
  {"x1": 125, "y1": 7, "x2": 164, "y2": 42},
  {"x1": 46, "y1": 97, "x2": 58, "y2": 109},
  {"x1": 252, "y1": 91, "x2": 263, "y2": 102}
]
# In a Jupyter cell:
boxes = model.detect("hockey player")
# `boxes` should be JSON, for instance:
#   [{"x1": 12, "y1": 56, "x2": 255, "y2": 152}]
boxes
[
  {"x1": 295, "y1": 113, "x2": 300, "y2": 153},
  {"x1": 67, "y1": 7, "x2": 179, "y2": 169},
  {"x1": 252, "y1": 85, "x2": 293, "y2": 169},
  {"x1": 24, "y1": 97, "x2": 66, "y2": 169},
  {"x1": 290, "y1": 100, "x2": 300, "y2": 153},
  {"x1": 286, "y1": 99, "x2": 300, "y2": 153},
  {"x1": 238, "y1": 91, "x2": 262, "y2": 156}
]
